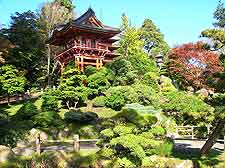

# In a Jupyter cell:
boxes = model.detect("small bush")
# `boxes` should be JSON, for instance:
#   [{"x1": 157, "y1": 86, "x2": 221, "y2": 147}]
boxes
[
  {"x1": 16, "y1": 101, "x2": 38, "y2": 120},
  {"x1": 33, "y1": 111, "x2": 63, "y2": 128},
  {"x1": 78, "y1": 125, "x2": 99, "y2": 139},
  {"x1": 64, "y1": 111, "x2": 98, "y2": 123},
  {"x1": 84, "y1": 66, "x2": 97, "y2": 76},
  {"x1": 150, "y1": 126, "x2": 166, "y2": 137},
  {"x1": 87, "y1": 67, "x2": 111, "y2": 97},
  {"x1": 41, "y1": 90, "x2": 60, "y2": 112},
  {"x1": 105, "y1": 86, "x2": 138, "y2": 111},
  {"x1": 116, "y1": 157, "x2": 136, "y2": 168},
  {"x1": 143, "y1": 72, "x2": 160, "y2": 91},
  {"x1": 93, "y1": 96, "x2": 106, "y2": 107},
  {"x1": 154, "y1": 142, "x2": 173, "y2": 157},
  {"x1": 105, "y1": 89, "x2": 126, "y2": 111}
]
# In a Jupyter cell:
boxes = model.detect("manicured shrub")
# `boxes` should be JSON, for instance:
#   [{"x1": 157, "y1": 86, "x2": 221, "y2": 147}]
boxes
[
  {"x1": 105, "y1": 88, "x2": 126, "y2": 111},
  {"x1": 84, "y1": 66, "x2": 97, "y2": 76},
  {"x1": 41, "y1": 89, "x2": 60, "y2": 112},
  {"x1": 60, "y1": 86, "x2": 88, "y2": 108},
  {"x1": 92, "y1": 96, "x2": 106, "y2": 107},
  {"x1": 143, "y1": 72, "x2": 160, "y2": 91},
  {"x1": 87, "y1": 67, "x2": 112, "y2": 98},
  {"x1": 149, "y1": 126, "x2": 166, "y2": 137},
  {"x1": 105, "y1": 86, "x2": 138, "y2": 111},
  {"x1": 133, "y1": 84, "x2": 161, "y2": 108},
  {"x1": 161, "y1": 90, "x2": 214, "y2": 125},
  {"x1": 16, "y1": 101, "x2": 38, "y2": 120},
  {"x1": 107, "y1": 57, "x2": 137, "y2": 86},
  {"x1": 116, "y1": 157, "x2": 137, "y2": 168},
  {"x1": 33, "y1": 111, "x2": 63, "y2": 128},
  {"x1": 97, "y1": 103, "x2": 172, "y2": 168},
  {"x1": 64, "y1": 111, "x2": 98, "y2": 123}
]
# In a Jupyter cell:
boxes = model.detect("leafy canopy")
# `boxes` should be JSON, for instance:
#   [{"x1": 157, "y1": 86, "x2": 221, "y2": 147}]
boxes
[
  {"x1": 0, "y1": 65, "x2": 26, "y2": 96},
  {"x1": 168, "y1": 42, "x2": 223, "y2": 90}
]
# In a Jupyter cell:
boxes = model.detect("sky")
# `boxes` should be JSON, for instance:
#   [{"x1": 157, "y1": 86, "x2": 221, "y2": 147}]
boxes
[{"x1": 0, "y1": 0, "x2": 223, "y2": 47}]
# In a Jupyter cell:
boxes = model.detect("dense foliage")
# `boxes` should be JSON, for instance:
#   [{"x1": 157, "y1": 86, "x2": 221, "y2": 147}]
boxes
[
  {"x1": 168, "y1": 42, "x2": 223, "y2": 90},
  {"x1": 0, "y1": 11, "x2": 45, "y2": 86},
  {"x1": 1, "y1": 0, "x2": 225, "y2": 167},
  {"x1": 97, "y1": 103, "x2": 173, "y2": 167},
  {"x1": 141, "y1": 19, "x2": 169, "y2": 56},
  {"x1": 0, "y1": 65, "x2": 26, "y2": 102}
]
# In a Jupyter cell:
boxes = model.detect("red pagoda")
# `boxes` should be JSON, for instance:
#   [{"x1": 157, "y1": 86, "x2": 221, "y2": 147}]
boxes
[{"x1": 49, "y1": 8, "x2": 121, "y2": 72}]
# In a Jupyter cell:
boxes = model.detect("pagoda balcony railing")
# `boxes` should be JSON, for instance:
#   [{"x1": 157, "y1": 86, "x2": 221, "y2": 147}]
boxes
[{"x1": 56, "y1": 44, "x2": 111, "y2": 59}]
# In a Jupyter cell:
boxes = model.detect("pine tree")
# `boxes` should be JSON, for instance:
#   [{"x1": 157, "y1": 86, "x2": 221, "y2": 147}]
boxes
[
  {"x1": 141, "y1": 19, "x2": 169, "y2": 57},
  {"x1": 213, "y1": 0, "x2": 225, "y2": 28}
]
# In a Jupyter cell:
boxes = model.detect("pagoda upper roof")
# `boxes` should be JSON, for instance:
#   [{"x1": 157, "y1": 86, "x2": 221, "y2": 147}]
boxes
[{"x1": 49, "y1": 8, "x2": 121, "y2": 44}]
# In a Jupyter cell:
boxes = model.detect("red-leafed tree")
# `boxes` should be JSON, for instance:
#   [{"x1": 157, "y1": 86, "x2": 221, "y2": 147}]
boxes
[{"x1": 168, "y1": 42, "x2": 224, "y2": 90}]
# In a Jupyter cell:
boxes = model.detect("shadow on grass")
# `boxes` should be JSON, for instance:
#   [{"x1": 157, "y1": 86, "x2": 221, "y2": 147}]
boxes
[{"x1": 172, "y1": 144, "x2": 223, "y2": 168}]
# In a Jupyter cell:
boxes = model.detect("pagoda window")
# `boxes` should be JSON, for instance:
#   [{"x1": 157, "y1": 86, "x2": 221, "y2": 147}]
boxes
[
  {"x1": 75, "y1": 38, "x2": 80, "y2": 46},
  {"x1": 87, "y1": 39, "x2": 91, "y2": 47},
  {"x1": 81, "y1": 38, "x2": 87, "y2": 47},
  {"x1": 91, "y1": 40, "x2": 96, "y2": 48}
]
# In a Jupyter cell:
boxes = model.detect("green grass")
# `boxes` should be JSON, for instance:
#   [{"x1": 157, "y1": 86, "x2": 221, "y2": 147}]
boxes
[
  {"x1": 80, "y1": 106, "x2": 118, "y2": 118},
  {"x1": 0, "y1": 98, "x2": 42, "y2": 116}
]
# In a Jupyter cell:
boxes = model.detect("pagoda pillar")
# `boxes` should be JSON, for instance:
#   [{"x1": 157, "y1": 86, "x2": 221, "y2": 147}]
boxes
[
  {"x1": 61, "y1": 63, "x2": 65, "y2": 75},
  {"x1": 80, "y1": 56, "x2": 84, "y2": 72},
  {"x1": 96, "y1": 58, "x2": 99, "y2": 69},
  {"x1": 76, "y1": 56, "x2": 80, "y2": 70},
  {"x1": 99, "y1": 59, "x2": 103, "y2": 69}
]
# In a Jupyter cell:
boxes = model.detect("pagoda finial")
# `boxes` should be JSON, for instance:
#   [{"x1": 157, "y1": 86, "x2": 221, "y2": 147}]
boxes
[{"x1": 88, "y1": 6, "x2": 94, "y2": 13}]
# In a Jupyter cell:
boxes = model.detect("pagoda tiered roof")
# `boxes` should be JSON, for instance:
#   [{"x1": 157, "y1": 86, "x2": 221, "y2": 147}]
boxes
[
  {"x1": 49, "y1": 8, "x2": 121, "y2": 45},
  {"x1": 49, "y1": 8, "x2": 121, "y2": 72}
]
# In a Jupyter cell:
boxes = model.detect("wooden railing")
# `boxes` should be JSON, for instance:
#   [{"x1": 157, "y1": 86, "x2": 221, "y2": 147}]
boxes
[
  {"x1": 175, "y1": 125, "x2": 225, "y2": 150},
  {"x1": 175, "y1": 125, "x2": 211, "y2": 140},
  {"x1": 35, "y1": 134, "x2": 99, "y2": 155},
  {"x1": 0, "y1": 89, "x2": 44, "y2": 104}
]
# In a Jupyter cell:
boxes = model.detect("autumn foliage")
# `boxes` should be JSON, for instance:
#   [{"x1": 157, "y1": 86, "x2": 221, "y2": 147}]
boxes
[{"x1": 168, "y1": 42, "x2": 223, "y2": 90}]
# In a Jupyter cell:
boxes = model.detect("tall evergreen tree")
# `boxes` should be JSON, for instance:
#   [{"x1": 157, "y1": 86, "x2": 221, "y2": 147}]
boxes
[
  {"x1": 0, "y1": 11, "x2": 45, "y2": 86},
  {"x1": 141, "y1": 19, "x2": 169, "y2": 57},
  {"x1": 118, "y1": 14, "x2": 144, "y2": 58},
  {"x1": 213, "y1": 0, "x2": 225, "y2": 28}
]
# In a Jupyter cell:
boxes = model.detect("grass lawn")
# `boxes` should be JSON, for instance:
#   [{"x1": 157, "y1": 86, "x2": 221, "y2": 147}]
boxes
[{"x1": 0, "y1": 98, "x2": 43, "y2": 116}]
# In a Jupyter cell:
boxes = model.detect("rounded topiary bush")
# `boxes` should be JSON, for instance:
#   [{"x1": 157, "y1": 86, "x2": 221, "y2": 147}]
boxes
[
  {"x1": 84, "y1": 66, "x2": 97, "y2": 76},
  {"x1": 93, "y1": 96, "x2": 106, "y2": 107},
  {"x1": 78, "y1": 125, "x2": 99, "y2": 139},
  {"x1": 64, "y1": 111, "x2": 98, "y2": 123},
  {"x1": 33, "y1": 111, "x2": 63, "y2": 128},
  {"x1": 16, "y1": 101, "x2": 38, "y2": 120}
]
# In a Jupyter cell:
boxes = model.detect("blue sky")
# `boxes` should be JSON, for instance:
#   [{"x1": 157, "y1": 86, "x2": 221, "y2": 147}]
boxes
[{"x1": 0, "y1": 0, "x2": 223, "y2": 46}]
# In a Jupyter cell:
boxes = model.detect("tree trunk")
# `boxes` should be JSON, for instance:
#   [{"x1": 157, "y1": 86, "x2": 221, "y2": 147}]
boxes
[
  {"x1": 47, "y1": 44, "x2": 51, "y2": 88},
  {"x1": 200, "y1": 120, "x2": 224, "y2": 155}
]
